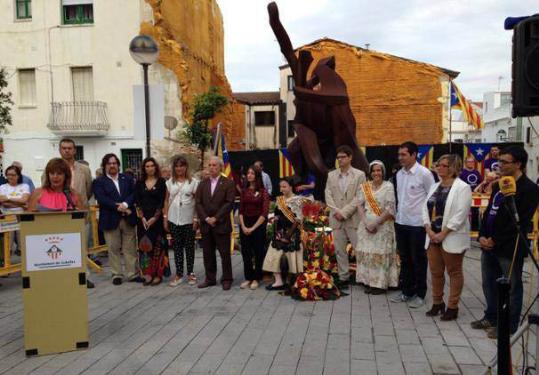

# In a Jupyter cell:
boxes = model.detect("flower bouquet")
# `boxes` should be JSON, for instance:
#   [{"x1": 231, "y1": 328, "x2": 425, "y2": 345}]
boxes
[{"x1": 291, "y1": 201, "x2": 341, "y2": 301}]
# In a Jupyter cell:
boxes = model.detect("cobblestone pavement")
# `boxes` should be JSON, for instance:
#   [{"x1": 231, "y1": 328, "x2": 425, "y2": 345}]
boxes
[{"x1": 0, "y1": 247, "x2": 536, "y2": 374}]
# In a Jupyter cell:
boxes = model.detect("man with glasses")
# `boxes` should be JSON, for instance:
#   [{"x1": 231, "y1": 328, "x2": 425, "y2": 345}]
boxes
[
  {"x1": 93, "y1": 153, "x2": 140, "y2": 285},
  {"x1": 472, "y1": 146, "x2": 539, "y2": 339},
  {"x1": 390, "y1": 141, "x2": 435, "y2": 308},
  {"x1": 325, "y1": 145, "x2": 366, "y2": 288}
]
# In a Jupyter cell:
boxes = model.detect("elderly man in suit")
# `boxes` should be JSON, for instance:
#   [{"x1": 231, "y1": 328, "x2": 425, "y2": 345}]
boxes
[
  {"x1": 195, "y1": 156, "x2": 236, "y2": 290},
  {"x1": 325, "y1": 145, "x2": 366, "y2": 288},
  {"x1": 93, "y1": 153, "x2": 140, "y2": 285}
]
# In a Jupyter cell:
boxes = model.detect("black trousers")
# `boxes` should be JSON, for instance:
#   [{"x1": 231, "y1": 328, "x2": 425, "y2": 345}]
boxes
[
  {"x1": 395, "y1": 223, "x2": 428, "y2": 299},
  {"x1": 240, "y1": 216, "x2": 267, "y2": 281},
  {"x1": 201, "y1": 229, "x2": 233, "y2": 284}
]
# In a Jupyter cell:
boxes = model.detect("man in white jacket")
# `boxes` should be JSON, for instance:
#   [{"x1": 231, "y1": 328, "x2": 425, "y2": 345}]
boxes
[{"x1": 325, "y1": 145, "x2": 366, "y2": 288}]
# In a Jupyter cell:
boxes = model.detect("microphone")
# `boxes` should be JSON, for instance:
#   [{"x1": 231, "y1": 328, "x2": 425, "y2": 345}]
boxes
[
  {"x1": 63, "y1": 188, "x2": 76, "y2": 211},
  {"x1": 499, "y1": 176, "x2": 519, "y2": 224}
]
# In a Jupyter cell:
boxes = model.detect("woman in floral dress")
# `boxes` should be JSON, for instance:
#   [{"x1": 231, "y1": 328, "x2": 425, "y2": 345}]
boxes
[{"x1": 355, "y1": 160, "x2": 400, "y2": 294}]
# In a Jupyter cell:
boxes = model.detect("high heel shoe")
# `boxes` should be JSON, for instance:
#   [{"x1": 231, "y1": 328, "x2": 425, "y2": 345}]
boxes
[
  {"x1": 440, "y1": 307, "x2": 459, "y2": 321},
  {"x1": 425, "y1": 303, "x2": 446, "y2": 317}
]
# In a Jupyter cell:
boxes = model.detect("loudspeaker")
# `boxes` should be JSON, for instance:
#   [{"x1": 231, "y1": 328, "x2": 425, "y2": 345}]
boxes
[{"x1": 512, "y1": 15, "x2": 539, "y2": 118}]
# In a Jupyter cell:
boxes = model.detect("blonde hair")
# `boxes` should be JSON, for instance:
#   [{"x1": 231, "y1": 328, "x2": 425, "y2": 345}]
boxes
[{"x1": 437, "y1": 154, "x2": 462, "y2": 178}]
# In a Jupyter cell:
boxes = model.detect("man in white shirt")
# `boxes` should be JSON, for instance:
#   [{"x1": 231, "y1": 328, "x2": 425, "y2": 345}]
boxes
[
  {"x1": 254, "y1": 160, "x2": 272, "y2": 196},
  {"x1": 325, "y1": 145, "x2": 366, "y2": 288},
  {"x1": 391, "y1": 141, "x2": 435, "y2": 308}
]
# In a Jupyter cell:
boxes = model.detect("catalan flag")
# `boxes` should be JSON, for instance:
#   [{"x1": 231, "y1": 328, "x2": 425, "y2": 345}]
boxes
[
  {"x1": 279, "y1": 148, "x2": 295, "y2": 178},
  {"x1": 215, "y1": 132, "x2": 231, "y2": 177},
  {"x1": 463, "y1": 143, "x2": 492, "y2": 178},
  {"x1": 451, "y1": 82, "x2": 484, "y2": 129},
  {"x1": 418, "y1": 145, "x2": 434, "y2": 169}
]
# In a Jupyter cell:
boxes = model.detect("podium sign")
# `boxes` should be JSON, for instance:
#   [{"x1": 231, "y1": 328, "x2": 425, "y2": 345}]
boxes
[{"x1": 19, "y1": 212, "x2": 89, "y2": 356}]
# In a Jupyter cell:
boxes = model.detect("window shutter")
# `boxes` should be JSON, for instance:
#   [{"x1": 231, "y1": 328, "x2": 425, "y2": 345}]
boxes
[
  {"x1": 62, "y1": 0, "x2": 93, "y2": 5},
  {"x1": 18, "y1": 69, "x2": 36, "y2": 106},
  {"x1": 71, "y1": 67, "x2": 94, "y2": 102}
]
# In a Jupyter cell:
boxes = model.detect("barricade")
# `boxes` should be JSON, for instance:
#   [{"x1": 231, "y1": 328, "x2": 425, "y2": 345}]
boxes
[{"x1": 0, "y1": 207, "x2": 108, "y2": 276}]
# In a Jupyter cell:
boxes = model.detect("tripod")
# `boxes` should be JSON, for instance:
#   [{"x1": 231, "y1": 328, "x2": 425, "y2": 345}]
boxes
[{"x1": 484, "y1": 214, "x2": 539, "y2": 375}]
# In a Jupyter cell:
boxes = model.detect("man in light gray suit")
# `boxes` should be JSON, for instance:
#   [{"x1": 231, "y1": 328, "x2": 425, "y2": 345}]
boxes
[{"x1": 325, "y1": 145, "x2": 366, "y2": 288}]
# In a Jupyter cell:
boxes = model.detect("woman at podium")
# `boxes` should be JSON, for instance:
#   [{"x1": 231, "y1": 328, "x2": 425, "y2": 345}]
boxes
[{"x1": 28, "y1": 158, "x2": 84, "y2": 212}]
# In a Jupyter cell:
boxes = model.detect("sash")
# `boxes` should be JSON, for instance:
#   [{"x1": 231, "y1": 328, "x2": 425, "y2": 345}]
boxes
[
  {"x1": 276, "y1": 196, "x2": 297, "y2": 224},
  {"x1": 361, "y1": 182, "x2": 383, "y2": 217}
]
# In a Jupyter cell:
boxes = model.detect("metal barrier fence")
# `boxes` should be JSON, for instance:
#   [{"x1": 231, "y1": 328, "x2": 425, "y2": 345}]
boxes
[{"x1": 0, "y1": 207, "x2": 108, "y2": 277}]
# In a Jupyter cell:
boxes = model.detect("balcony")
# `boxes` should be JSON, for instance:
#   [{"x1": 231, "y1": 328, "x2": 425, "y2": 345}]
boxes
[{"x1": 47, "y1": 101, "x2": 110, "y2": 137}]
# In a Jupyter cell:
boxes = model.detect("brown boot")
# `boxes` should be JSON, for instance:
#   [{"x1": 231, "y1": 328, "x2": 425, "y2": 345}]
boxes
[
  {"x1": 440, "y1": 307, "x2": 459, "y2": 321},
  {"x1": 425, "y1": 303, "x2": 446, "y2": 317}
]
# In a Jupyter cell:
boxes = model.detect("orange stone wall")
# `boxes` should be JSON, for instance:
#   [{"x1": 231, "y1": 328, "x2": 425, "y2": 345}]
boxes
[
  {"x1": 141, "y1": 0, "x2": 245, "y2": 151},
  {"x1": 300, "y1": 40, "x2": 449, "y2": 146}
]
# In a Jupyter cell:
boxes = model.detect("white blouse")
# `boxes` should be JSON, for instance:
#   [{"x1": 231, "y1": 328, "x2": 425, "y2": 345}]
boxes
[{"x1": 166, "y1": 178, "x2": 199, "y2": 226}]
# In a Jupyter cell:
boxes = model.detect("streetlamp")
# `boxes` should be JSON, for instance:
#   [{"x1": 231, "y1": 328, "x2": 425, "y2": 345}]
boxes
[{"x1": 129, "y1": 35, "x2": 159, "y2": 157}]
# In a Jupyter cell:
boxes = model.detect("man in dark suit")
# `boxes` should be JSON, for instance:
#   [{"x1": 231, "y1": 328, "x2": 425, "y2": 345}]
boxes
[
  {"x1": 472, "y1": 146, "x2": 539, "y2": 338},
  {"x1": 93, "y1": 153, "x2": 140, "y2": 285},
  {"x1": 195, "y1": 156, "x2": 236, "y2": 290}
]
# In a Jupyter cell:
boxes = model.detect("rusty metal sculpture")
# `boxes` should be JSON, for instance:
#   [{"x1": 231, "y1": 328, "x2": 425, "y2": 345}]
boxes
[{"x1": 268, "y1": 2, "x2": 369, "y2": 198}]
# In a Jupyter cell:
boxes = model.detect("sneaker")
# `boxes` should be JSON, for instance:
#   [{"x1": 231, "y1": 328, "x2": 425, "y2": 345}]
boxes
[
  {"x1": 407, "y1": 296, "x2": 425, "y2": 309},
  {"x1": 390, "y1": 292, "x2": 412, "y2": 303},
  {"x1": 486, "y1": 327, "x2": 497, "y2": 339},
  {"x1": 169, "y1": 276, "x2": 184, "y2": 287},
  {"x1": 470, "y1": 318, "x2": 495, "y2": 330},
  {"x1": 240, "y1": 281, "x2": 251, "y2": 289},
  {"x1": 250, "y1": 280, "x2": 259, "y2": 290},
  {"x1": 112, "y1": 278, "x2": 122, "y2": 286},
  {"x1": 187, "y1": 273, "x2": 197, "y2": 285}
]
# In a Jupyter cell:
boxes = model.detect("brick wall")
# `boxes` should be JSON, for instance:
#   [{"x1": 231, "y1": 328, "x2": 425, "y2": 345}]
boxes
[{"x1": 299, "y1": 39, "x2": 449, "y2": 146}]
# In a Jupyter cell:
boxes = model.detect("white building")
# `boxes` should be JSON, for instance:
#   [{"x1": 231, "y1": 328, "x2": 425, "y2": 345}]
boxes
[
  {"x1": 233, "y1": 92, "x2": 282, "y2": 150},
  {"x1": 279, "y1": 65, "x2": 296, "y2": 146},
  {"x1": 0, "y1": 0, "x2": 181, "y2": 181},
  {"x1": 481, "y1": 91, "x2": 539, "y2": 181},
  {"x1": 448, "y1": 103, "x2": 483, "y2": 144}
]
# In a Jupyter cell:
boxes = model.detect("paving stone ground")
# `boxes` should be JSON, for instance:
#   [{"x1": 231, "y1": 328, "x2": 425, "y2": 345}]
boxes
[{"x1": 0, "y1": 246, "x2": 537, "y2": 374}]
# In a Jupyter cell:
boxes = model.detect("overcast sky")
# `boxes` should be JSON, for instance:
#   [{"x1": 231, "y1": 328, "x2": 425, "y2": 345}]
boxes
[{"x1": 217, "y1": 0, "x2": 537, "y2": 101}]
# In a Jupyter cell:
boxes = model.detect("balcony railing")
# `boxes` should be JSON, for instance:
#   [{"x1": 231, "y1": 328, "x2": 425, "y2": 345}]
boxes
[{"x1": 47, "y1": 101, "x2": 110, "y2": 136}]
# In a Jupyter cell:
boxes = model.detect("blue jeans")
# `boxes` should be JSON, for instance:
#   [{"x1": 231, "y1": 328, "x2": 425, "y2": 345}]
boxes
[
  {"x1": 481, "y1": 250, "x2": 524, "y2": 333},
  {"x1": 395, "y1": 224, "x2": 428, "y2": 299}
]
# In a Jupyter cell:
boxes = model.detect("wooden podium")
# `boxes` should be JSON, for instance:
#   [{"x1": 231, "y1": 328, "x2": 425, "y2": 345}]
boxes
[{"x1": 19, "y1": 211, "x2": 89, "y2": 356}]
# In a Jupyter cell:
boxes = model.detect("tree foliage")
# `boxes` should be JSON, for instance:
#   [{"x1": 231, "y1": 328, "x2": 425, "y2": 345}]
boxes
[
  {"x1": 181, "y1": 87, "x2": 228, "y2": 166},
  {"x1": 0, "y1": 68, "x2": 13, "y2": 134}
]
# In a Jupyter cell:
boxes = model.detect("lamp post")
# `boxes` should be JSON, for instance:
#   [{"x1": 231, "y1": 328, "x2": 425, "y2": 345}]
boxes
[{"x1": 129, "y1": 35, "x2": 159, "y2": 157}]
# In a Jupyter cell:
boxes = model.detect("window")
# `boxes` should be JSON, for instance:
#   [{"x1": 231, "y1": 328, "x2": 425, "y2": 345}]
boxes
[
  {"x1": 121, "y1": 149, "x2": 143, "y2": 179},
  {"x1": 254, "y1": 111, "x2": 275, "y2": 126},
  {"x1": 63, "y1": 1, "x2": 93, "y2": 25},
  {"x1": 75, "y1": 146, "x2": 84, "y2": 161},
  {"x1": 508, "y1": 126, "x2": 516, "y2": 141},
  {"x1": 287, "y1": 120, "x2": 295, "y2": 137},
  {"x1": 71, "y1": 67, "x2": 94, "y2": 101},
  {"x1": 18, "y1": 69, "x2": 36, "y2": 106},
  {"x1": 496, "y1": 129, "x2": 507, "y2": 142},
  {"x1": 16, "y1": 0, "x2": 31, "y2": 19},
  {"x1": 287, "y1": 75, "x2": 294, "y2": 91}
]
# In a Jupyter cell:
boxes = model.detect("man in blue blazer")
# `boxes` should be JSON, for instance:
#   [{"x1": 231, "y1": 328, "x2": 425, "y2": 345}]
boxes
[{"x1": 93, "y1": 153, "x2": 140, "y2": 285}]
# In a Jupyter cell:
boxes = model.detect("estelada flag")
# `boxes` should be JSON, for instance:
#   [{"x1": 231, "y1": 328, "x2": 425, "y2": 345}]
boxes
[
  {"x1": 451, "y1": 82, "x2": 484, "y2": 130},
  {"x1": 418, "y1": 145, "x2": 434, "y2": 169},
  {"x1": 215, "y1": 132, "x2": 231, "y2": 177},
  {"x1": 463, "y1": 143, "x2": 492, "y2": 178},
  {"x1": 279, "y1": 148, "x2": 295, "y2": 178}
]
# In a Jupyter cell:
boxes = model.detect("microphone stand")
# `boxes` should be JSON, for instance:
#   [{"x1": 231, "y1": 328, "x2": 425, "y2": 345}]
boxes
[{"x1": 485, "y1": 204, "x2": 539, "y2": 375}]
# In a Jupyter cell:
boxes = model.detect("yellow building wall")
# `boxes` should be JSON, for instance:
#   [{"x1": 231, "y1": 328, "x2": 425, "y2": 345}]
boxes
[
  {"x1": 300, "y1": 40, "x2": 448, "y2": 146},
  {"x1": 142, "y1": 0, "x2": 245, "y2": 151}
]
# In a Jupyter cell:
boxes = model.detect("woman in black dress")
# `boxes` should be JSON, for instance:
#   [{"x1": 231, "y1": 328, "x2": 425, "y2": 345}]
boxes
[{"x1": 135, "y1": 157, "x2": 168, "y2": 286}]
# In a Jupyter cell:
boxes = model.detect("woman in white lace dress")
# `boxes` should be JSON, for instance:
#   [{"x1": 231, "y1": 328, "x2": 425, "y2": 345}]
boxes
[{"x1": 355, "y1": 160, "x2": 400, "y2": 294}]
